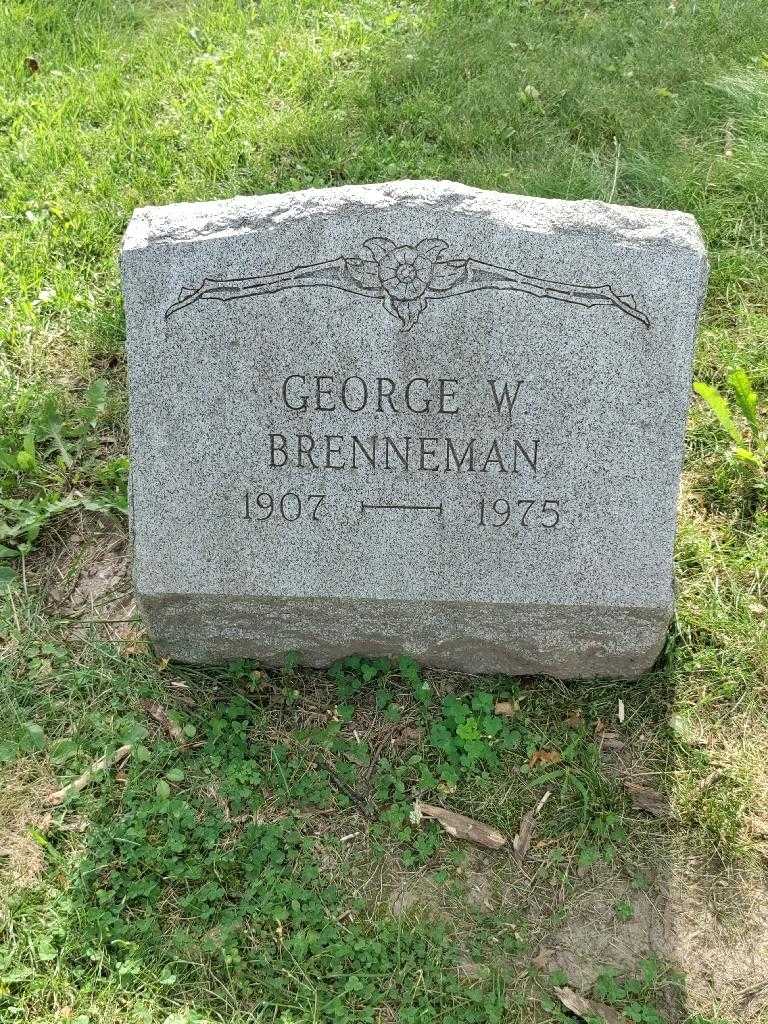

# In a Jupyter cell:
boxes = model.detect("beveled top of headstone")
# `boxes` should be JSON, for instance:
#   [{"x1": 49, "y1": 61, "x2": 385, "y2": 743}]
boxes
[{"x1": 122, "y1": 180, "x2": 707, "y2": 676}]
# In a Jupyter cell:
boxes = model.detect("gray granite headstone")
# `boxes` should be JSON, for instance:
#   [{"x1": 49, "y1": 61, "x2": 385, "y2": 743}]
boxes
[{"x1": 121, "y1": 180, "x2": 707, "y2": 678}]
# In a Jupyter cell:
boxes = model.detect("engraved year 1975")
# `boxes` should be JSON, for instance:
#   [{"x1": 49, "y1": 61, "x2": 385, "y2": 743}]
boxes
[{"x1": 478, "y1": 498, "x2": 560, "y2": 528}]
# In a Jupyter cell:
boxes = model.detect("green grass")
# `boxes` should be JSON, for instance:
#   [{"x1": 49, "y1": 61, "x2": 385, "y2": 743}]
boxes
[{"x1": 1, "y1": 0, "x2": 767, "y2": 1021}]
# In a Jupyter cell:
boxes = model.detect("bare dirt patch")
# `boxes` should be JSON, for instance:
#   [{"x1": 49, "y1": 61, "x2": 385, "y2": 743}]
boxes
[
  {"x1": 34, "y1": 512, "x2": 141, "y2": 644},
  {"x1": 667, "y1": 855, "x2": 768, "y2": 1022},
  {"x1": 539, "y1": 870, "x2": 668, "y2": 991},
  {"x1": 505, "y1": 847, "x2": 768, "y2": 1022}
]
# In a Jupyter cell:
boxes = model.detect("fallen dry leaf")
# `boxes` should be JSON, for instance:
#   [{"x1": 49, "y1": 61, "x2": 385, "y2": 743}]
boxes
[
  {"x1": 595, "y1": 720, "x2": 626, "y2": 752},
  {"x1": 749, "y1": 601, "x2": 766, "y2": 617},
  {"x1": 24, "y1": 56, "x2": 40, "y2": 73},
  {"x1": 696, "y1": 768, "x2": 725, "y2": 793},
  {"x1": 120, "y1": 627, "x2": 148, "y2": 655},
  {"x1": 623, "y1": 780, "x2": 670, "y2": 818},
  {"x1": 666, "y1": 713, "x2": 708, "y2": 747},
  {"x1": 554, "y1": 986, "x2": 626, "y2": 1024},
  {"x1": 600, "y1": 734, "x2": 626, "y2": 752},
  {"x1": 528, "y1": 749, "x2": 562, "y2": 769},
  {"x1": 457, "y1": 958, "x2": 490, "y2": 980},
  {"x1": 44, "y1": 744, "x2": 133, "y2": 806},
  {"x1": 513, "y1": 789, "x2": 551, "y2": 862},
  {"x1": 564, "y1": 709, "x2": 584, "y2": 728},
  {"x1": 415, "y1": 802, "x2": 507, "y2": 849},
  {"x1": 494, "y1": 700, "x2": 518, "y2": 717},
  {"x1": 142, "y1": 700, "x2": 185, "y2": 742}
]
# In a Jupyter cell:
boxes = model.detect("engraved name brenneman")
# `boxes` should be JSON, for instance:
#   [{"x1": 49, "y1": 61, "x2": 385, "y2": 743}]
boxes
[
  {"x1": 242, "y1": 372, "x2": 561, "y2": 529},
  {"x1": 267, "y1": 373, "x2": 538, "y2": 474}
]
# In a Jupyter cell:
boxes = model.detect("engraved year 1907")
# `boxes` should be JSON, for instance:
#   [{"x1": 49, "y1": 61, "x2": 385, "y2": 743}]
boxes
[{"x1": 244, "y1": 491, "x2": 326, "y2": 522}]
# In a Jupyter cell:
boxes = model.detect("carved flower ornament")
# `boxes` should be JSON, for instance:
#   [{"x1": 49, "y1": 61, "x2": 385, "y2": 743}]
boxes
[
  {"x1": 166, "y1": 235, "x2": 651, "y2": 330},
  {"x1": 345, "y1": 237, "x2": 468, "y2": 331}
]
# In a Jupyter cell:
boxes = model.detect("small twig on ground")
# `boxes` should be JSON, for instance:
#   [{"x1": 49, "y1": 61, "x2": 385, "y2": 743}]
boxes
[
  {"x1": 696, "y1": 768, "x2": 725, "y2": 793},
  {"x1": 71, "y1": 617, "x2": 140, "y2": 625},
  {"x1": 414, "y1": 802, "x2": 507, "y2": 850},
  {"x1": 608, "y1": 136, "x2": 621, "y2": 203},
  {"x1": 513, "y1": 789, "x2": 552, "y2": 862},
  {"x1": 554, "y1": 986, "x2": 625, "y2": 1024},
  {"x1": 311, "y1": 756, "x2": 374, "y2": 818},
  {"x1": 363, "y1": 728, "x2": 397, "y2": 781},
  {"x1": 44, "y1": 744, "x2": 133, "y2": 806}
]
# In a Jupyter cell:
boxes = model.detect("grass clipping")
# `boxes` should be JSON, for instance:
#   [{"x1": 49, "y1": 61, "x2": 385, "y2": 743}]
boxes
[{"x1": 44, "y1": 744, "x2": 133, "y2": 806}]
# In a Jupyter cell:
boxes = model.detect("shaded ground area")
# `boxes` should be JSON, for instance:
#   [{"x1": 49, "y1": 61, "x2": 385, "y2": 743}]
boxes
[{"x1": 1, "y1": 520, "x2": 766, "y2": 1023}]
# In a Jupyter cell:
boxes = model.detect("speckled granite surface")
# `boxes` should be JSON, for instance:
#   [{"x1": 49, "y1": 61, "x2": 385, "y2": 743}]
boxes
[{"x1": 121, "y1": 180, "x2": 708, "y2": 677}]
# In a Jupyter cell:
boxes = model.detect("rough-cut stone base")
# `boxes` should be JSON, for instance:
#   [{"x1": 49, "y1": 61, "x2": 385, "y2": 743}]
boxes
[{"x1": 138, "y1": 593, "x2": 671, "y2": 679}]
